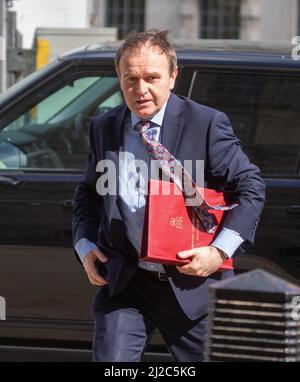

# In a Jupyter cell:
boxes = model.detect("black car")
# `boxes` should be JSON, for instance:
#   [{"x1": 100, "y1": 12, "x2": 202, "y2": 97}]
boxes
[{"x1": 0, "y1": 40, "x2": 300, "y2": 361}]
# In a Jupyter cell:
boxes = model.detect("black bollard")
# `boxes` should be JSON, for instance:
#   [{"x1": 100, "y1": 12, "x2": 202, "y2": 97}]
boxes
[{"x1": 205, "y1": 269, "x2": 300, "y2": 362}]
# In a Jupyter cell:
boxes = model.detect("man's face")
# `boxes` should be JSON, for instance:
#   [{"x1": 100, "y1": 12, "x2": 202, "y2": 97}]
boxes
[{"x1": 117, "y1": 44, "x2": 178, "y2": 119}]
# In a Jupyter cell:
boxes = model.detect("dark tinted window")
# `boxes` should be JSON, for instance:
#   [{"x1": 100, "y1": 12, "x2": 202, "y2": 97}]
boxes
[
  {"x1": 190, "y1": 69, "x2": 300, "y2": 177},
  {"x1": 0, "y1": 75, "x2": 123, "y2": 171}
]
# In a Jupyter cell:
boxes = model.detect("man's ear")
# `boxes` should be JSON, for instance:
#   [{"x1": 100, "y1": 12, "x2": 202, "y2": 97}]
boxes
[
  {"x1": 115, "y1": 67, "x2": 123, "y2": 90},
  {"x1": 170, "y1": 66, "x2": 179, "y2": 90}
]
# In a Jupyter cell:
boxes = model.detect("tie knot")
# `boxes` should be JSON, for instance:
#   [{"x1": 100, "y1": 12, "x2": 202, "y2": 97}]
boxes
[{"x1": 134, "y1": 120, "x2": 151, "y2": 134}]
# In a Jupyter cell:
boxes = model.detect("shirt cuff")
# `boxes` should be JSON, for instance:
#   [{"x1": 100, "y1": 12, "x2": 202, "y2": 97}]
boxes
[
  {"x1": 211, "y1": 227, "x2": 244, "y2": 258},
  {"x1": 75, "y1": 238, "x2": 97, "y2": 263}
]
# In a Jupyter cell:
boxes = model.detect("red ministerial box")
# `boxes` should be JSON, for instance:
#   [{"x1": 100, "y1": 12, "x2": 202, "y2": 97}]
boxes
[{"x1": 140, "y1": 179, "x2": 234, "y2": 271}]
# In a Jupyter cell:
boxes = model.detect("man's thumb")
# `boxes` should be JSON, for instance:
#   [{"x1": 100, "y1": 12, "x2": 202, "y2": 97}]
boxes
[
  {"x1": 92, "y1": 248, "x2": 108, "y2": 263},
  {"x1": 177, "y1": 250, "x2": 194, "y2": 259}
]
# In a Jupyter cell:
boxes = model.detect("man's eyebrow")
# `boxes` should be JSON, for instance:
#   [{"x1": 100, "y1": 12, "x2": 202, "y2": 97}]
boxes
[
  {"x1": 145, "y1": 72, "x2": 161, "y2": 77},
  {"x1": 124, "y1": 72, "x2": 137, "y2": 77},
  {"x1": 124, "y1": 71, "x2": 161, "y2": 78}
]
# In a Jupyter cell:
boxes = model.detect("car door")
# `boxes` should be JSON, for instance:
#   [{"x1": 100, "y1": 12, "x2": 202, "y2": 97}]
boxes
[
  {"x1": 182, "y1": 64, "x2": 300, "y2": 285},
  {"x1": 0, "y1": 60, "x2": 124, "y2": 343}
]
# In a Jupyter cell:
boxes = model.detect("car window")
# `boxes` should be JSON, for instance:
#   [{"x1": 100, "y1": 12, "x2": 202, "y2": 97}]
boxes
[
  {"x1": 0, "y1": 74, "x2": 123, "y2": 171},
  {"x1": 189, "y1": 69, "x2": 300, "y2": 177}
]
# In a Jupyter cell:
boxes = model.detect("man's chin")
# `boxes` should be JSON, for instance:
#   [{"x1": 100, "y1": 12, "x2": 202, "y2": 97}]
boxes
[{"x1": 135, "y1": 109, "x2": 156, "y2": 119}]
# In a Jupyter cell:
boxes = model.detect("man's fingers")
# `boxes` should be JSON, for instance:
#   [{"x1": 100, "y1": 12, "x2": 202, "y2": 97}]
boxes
[
  {"x1": 92, "y1": 248, "x2": 108, "y2": 263},
  {"x1": 83, "y1": 250, "x2": 108, "y2": 286},
  {"x1": 176, "y1": 248, "x2": 206, "y2": 274},
  {"x1": 176, "y1": 246, "x2": 223, "y2": 277},
  {"x1": 176, "y1": 249, "x2": 198, "y2": 272},
  {"x1": 176, "y1": 261, "x2": 198, "y2": 274},
  {"x1": 84, "y1": 263, "x2": 108, "y2": 286},
  {"x1": 177, "y1": 248, "x2": 198, "y2": 259},
  {"x1": 88, "y1": 268, "x2": 108, "y2": 286},
  {"x1": 86, "y1": 271, "x2": 107, "y2": 286}
]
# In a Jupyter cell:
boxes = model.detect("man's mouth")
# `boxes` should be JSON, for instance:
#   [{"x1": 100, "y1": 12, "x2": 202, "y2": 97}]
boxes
[{"x1": 136, "y1": 100, "x2": 152, "y2": 105}]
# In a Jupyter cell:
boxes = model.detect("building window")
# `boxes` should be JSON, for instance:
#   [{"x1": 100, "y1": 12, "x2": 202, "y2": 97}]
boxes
[
  {"x1": 199, "y1": 0, "x2": 241, "y2": 39},
  {"x1": 106, "y1": 0, "x2": 145, "y2": 39}
]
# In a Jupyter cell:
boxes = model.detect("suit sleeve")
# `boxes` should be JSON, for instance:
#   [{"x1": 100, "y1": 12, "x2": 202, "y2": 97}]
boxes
[
  {"x1": 206, "y1": 112, "x2": 265, "y2": 243},
  {"x1": 72, "y1": 118, "x2": 104, "y2": 248}
]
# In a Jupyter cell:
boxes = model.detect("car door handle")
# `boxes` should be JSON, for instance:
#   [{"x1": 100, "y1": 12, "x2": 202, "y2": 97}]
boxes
[
  {"x1": 287, "y1": 205, "x2": 300, "y2": 214},
  {"x1": 61, "y1": 199, "x2": 73, "y2": 208},
  {"x1": 0, "y1": 175, "x2": 22, "y2": 187}
]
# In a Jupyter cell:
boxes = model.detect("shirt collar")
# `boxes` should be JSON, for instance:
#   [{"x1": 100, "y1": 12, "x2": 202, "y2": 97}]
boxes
[{"x1": 131, "y1": 100, "x2": 168, "y2": 129}]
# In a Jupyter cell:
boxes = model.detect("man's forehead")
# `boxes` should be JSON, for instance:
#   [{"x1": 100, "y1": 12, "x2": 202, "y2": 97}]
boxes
[
  {"x1": 121, "y1": 46, "x2": 167, "y2": 63},
  {"x1": 125, "y1": 43, "x2": 163, "y2": 55},
  {"x1": 121, "y1": 56, "x2": 168, "y2": 74},
  {"x1": 124, "y1": 62, "x2": 162, "y2": 71},
  {"x1": 123, "y1": 66, "x2": 161, "y2": 77}
]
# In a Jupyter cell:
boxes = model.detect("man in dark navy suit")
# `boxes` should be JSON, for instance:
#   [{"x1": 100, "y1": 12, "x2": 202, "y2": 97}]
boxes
[{"x1": 72, "y1": 29, "x2": 265, "y2": 362}]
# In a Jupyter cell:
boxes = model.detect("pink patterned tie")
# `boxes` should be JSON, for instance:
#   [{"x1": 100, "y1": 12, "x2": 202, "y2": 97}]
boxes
[{"x1": 135, "y1": 120, "x2": 237, "y2": 234}]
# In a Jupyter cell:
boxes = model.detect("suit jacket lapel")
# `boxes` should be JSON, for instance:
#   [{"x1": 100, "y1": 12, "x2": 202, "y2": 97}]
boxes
[
  {"x1": 106, "y1": 104, "x2": 128, "y2": 151},
  {"x1": 161, "y1": 93, "x2": 186, "y2": 157},
  {"x1": 108, "y1": 94, "x2": 185, "y2": 157},
  {"x1": 104, "y1": 105, "x2": 128, "y2": 222}
]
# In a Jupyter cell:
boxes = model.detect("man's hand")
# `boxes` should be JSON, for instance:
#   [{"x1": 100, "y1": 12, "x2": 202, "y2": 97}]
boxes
[
  {"x1": 83, "y1": 248, "x2": 109, "y2": 286},
  {"x1": 176, "y1": 246, "x2": 227, "y2": 277}
]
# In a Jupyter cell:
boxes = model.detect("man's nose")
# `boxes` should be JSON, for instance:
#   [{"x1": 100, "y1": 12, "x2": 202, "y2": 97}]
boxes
[{"x1": 136, "y1": 80, "x2": 148, "y2": 96}]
